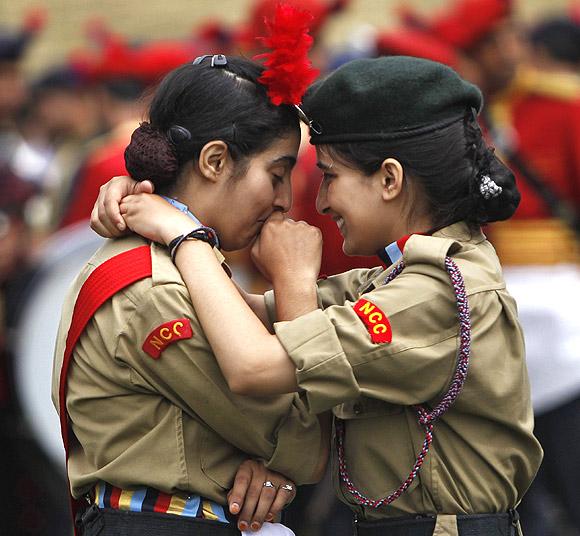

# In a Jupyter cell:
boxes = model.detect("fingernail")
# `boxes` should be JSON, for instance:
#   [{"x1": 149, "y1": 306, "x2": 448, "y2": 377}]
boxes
[
  {"x1": 266, "y1": 513, "x2": 274, "y2": 521},
  {"x1": 251, "y1": 522, "x2": 261, "y2": 531},
  {"x1": 230, "y1": 502, "x2": 240, "y2": 514},
  {"x1": 238, "y1": 521, "x2": 248, "y2": 531},
  {"x1": 117, "y1": 222, "x2": 125, "y2": 231}
]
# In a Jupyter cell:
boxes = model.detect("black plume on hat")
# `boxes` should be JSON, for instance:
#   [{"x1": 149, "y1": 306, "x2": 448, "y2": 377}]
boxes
[{"x1": 303, "y1": 56, "x2": 483, "y2": 144}]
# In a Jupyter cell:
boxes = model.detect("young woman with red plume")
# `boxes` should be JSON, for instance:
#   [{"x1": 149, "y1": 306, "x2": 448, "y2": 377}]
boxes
[{"x1": 53, "y1": 5, "x2": 327, "y2": 536}]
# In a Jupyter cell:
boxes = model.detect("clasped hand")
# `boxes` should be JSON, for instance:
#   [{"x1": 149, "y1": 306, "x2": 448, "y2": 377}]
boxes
[{"x1": 91, "y1": 176, "x2": 323, "y2": 287}]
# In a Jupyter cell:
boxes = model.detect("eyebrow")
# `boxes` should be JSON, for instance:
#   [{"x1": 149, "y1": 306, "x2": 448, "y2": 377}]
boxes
[{"x1": 271, "y1": 155, "x2": 297, "y2": 168}]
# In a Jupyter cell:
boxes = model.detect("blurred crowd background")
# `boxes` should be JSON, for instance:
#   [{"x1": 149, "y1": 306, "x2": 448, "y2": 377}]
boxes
[{"x1": 1, "y1": 0, "x2": 579, "y2": 535}]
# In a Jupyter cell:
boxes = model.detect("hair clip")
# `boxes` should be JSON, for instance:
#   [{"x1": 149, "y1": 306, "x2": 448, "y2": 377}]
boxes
[
  {"x1": 211, "y1": 54, "x2": 227, "y2": 67},
  {"x1": 167, "y1": 125, "x2": 192, "y2": 145},
  {"x1": 192, "y1": 54, "x2": 228, "y2": 67},
  {"x1": 479, "y1": 174, "x2": 503, "y2": 200},
  {"x1": 295, "y1": 104, "x2": 322, "y2": 135}
]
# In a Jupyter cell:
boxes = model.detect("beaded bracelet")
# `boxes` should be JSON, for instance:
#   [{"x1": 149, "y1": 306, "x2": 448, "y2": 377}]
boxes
[{"x1": 168, "y1": 226, "x2": 218, "y2": 263}]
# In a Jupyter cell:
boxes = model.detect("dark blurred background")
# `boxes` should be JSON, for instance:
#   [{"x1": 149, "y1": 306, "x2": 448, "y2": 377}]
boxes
[{"x1": 1, "y1": 1, "x2": 579, "y2": 534}]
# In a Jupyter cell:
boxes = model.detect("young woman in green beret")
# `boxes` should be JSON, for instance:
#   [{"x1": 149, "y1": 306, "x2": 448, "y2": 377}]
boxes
[{"x1": 95, "y1": 56, "x2": 542, "y2": 536}]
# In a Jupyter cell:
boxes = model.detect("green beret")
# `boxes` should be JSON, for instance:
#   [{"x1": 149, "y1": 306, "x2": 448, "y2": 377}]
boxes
[{"x1": 303, "y1": 56, "x2": 483, "y2": 144}]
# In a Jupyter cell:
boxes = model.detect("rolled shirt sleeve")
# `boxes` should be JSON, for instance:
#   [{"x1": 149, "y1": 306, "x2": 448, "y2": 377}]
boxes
[{"x1": 273, "y1": 243, "x2": 462, "y2": 414}]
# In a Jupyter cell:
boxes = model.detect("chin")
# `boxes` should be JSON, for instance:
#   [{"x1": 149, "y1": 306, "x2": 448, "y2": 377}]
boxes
[
  {"x1": 220, "y1": 234, "x2": 255, "y2": 252},
  {"x1": 342, "y1": 240, "x2": 361, "y2": 257}
]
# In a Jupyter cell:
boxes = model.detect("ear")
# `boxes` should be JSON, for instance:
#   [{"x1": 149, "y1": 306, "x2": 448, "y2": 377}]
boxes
[
  {"x1": 379, "y1": 158, "x2": 404, "y2": 201},
  {"x1": 198, "y1": 140, "x2": 231, "y2": 182}
]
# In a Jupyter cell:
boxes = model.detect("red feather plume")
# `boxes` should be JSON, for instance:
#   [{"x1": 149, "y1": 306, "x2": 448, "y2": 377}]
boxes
[{"x1": 254, "y1": 3, "x2": 320, "y2": 106}]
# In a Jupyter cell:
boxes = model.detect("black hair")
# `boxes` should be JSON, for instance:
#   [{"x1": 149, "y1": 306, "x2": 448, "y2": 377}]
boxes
[
  {"x1": 125, "y1": 56, "x2": 300, "y2": 193},
  {"x1": 322, "y1": 109, "x2": 520, "y2": 229}
]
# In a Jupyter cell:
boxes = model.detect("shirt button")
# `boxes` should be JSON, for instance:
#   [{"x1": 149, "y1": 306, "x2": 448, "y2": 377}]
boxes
[{"x1": 353, "y1": 403, "x2": 363, "y2": 415}]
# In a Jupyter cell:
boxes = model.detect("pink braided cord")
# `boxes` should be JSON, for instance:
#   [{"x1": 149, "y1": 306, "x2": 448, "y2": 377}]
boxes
[{"x1": 336, "y1": 257, "x2": 471, "y2": 508}]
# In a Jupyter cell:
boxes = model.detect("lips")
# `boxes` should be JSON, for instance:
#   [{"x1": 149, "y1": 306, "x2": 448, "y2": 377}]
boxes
[{"x1": 334, "y1": 216, "x2": 345, "y2": 234}]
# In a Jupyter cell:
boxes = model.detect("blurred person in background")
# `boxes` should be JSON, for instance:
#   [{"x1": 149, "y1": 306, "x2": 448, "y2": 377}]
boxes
[
  {"x1": 0, "y1": 9, "x2": 51, "y2": 193},
  {"x1": 56, "y1": 29, "x2": 150, "y2": 230},
  {"x1": 0, "y1": 11, "x2": 71, "y2": 534},
  {"x1": 22, "y1": 65, "x2": 103, "y2": 232},
  {"x1": 57, "y1": 23, "x2": 210, "y2": 230},
  {"x1": 0, "y1": 169, "x2": 70, "y2": 535},
  {"x1": 0, "y1": 10, "x2": 43, "y2": 160}
]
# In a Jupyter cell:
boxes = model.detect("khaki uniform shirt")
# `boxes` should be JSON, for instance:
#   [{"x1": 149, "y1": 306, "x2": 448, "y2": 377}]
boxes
[
  {"x1": 265, "y1": 222, "x2": 543, "y2": 520},
  {"x1": 52, "y1": 236, "x2": 321, "y2": 501}
]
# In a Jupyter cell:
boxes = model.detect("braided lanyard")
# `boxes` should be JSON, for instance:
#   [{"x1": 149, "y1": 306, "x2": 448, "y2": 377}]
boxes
[{"x1": 336, "y1": 257, "x2": 471, "y2": 508}]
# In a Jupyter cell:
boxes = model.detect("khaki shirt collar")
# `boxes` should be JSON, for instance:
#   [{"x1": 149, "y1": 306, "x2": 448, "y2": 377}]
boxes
[
  {"x1": 432, "y1": 221, "x2": 486, "y2": 245},
  {"x1": 366, "y1": 221, "x2": 485, "y2": 291}
]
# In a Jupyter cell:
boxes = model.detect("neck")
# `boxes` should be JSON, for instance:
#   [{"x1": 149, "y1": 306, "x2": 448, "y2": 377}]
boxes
[
  {"x1": 170, "y1": 179, "x2": 221, "y2": 232},
  {"x1": 385, "y1": 214, "x2": 434, "y2": 246}
]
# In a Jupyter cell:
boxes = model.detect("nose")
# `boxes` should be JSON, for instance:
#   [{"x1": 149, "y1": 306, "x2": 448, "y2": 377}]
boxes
[
  {"x1": 273, "y1": 178, "x2": 292, "y2": 213},
  {"x1": 315, "y1": 180, "x2": 329, "y2": 215}
]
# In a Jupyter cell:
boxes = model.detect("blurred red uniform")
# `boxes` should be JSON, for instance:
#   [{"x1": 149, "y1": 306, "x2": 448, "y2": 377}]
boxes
[
  {"x1": 483, "y1": 68, "x2": 580, "y2": 264},
  {"x1": 59, "y1": 123, "x2": 131, "y2": 228}
]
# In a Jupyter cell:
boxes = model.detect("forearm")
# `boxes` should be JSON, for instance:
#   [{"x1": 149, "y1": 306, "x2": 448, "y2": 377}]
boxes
[
  {"x1": 272, "y1": 276, "x2": 318, "y2": 321},
  {"x1": 233, "y1": 281, "x2": 272, "y2": 331},
  {"x1": 174, "y1": 240, "x2": 298, "y2": 395}
]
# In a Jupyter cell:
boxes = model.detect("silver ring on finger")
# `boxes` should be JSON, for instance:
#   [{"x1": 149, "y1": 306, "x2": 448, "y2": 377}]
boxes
[
  {"x1": 263, "y1": 481, "x2": 276, "y2": 488},
  {"x1": 280, "y1": 484, "x2": 294, "y2": 492}
]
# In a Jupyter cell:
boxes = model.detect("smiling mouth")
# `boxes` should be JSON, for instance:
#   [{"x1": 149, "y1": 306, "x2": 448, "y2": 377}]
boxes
[{"x1": 334, "y1": 216, "x2": 345, "y2": 233}]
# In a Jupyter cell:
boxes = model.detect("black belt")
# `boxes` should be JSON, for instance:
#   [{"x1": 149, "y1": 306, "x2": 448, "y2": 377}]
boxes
[
  {"x1": 78, "y1": 504, "x2": 242, "y2": 536},
  {"x1": 354, "y1": 511, "x2": 520, "y2": 536}
]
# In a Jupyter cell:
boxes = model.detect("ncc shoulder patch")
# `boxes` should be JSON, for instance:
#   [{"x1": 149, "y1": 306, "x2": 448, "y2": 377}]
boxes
[
  {"x1": 142, "y1": 318, "x2": 193, "y2": 359},
  {"x1": 353, "y1": 299, "x2": 392, "y2": 344}
]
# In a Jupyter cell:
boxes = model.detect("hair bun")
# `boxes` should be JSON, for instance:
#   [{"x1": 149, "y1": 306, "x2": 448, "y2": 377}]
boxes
[
  {"x1": 124, "y1": 122, "x2": 179, "y2": 187},
  {"x1": 479, "y1": 156, "x2": 521, "y2": 223}
]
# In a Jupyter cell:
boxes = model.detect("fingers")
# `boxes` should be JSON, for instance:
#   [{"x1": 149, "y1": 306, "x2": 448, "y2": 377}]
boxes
[
  {"x1": 236, "y1": 472, "x2": 265, "y2": 532},
  {"x1": 265, "y1": 482, "x2": 296, "y2": 523},
  {"x1": 245, "y1": 481, "x2": 278, "y2": 531},
  {"x1": 133, "y1": 179, "x2": 154, "y2": 194},
  {"x1": 228, "y1": 462, "x2": 252, "y2": 517},
  {"x1": 103, "y1": 180, "x2": 129, "y2": 232},
  {"x1": 91, "y1": 185, "x2": 122, "y2": 238},
  {"x1": 90, "y1": 200, "x2": 111, "y2": 238},
  {"x1": 228, "y1": 460, "x2": 296, "y2": 532}
]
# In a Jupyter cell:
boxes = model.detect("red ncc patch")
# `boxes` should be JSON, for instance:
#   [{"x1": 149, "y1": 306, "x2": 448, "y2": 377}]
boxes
[
  {"x1": 142, "y1": 318, "x2": 193, "y2": 359},
  {"x1": 353, "y1": 299, "x2": 392, "y2": 344}
]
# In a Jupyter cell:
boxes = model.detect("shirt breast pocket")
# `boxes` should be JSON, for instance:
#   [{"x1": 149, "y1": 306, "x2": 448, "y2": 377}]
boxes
[{"x1": 332, "y1": 399, "x2": 423, "y2": 507}]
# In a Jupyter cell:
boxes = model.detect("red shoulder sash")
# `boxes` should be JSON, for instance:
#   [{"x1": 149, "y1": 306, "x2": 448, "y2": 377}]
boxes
[{"x1": 58, "y1": 245, "x2": 152, "y2": 533}]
